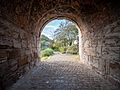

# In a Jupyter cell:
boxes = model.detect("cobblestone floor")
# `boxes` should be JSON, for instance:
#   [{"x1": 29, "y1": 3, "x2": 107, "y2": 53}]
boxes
[{"x1": 9, "y1": 54, "x2": 118, "y2": 90}]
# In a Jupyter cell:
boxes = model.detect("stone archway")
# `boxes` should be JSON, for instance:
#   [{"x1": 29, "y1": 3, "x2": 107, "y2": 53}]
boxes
[
  {"x1": 34, "y1": 5, "x2": 85, "y2": 63},
  {"x1": 0, "y1": 0, "x2": 120, "y2": 89}
]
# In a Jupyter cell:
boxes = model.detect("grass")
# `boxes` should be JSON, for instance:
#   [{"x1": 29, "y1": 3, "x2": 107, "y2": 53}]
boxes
[
  {"x1": 41, "y1": 56, "x2": 49, "y2": 61},
  {"x1": 40, "y1": 48, "x2": 54, "y2": 61}
]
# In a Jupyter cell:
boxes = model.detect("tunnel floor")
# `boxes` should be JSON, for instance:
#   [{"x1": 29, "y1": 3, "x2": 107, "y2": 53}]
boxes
[{"x1": 8, "y1": 54, "x2": 117, "y2": 90}]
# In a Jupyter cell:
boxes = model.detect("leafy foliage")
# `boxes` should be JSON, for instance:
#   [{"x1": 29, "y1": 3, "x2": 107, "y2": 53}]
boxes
[
  {"x1": 66, "y1": 45, "x2": 78, "y2": 54},
  {"x1": 40, "y1": 20, "x2": 79, "y2": 56},
  {"x1": 53, "y1": 21, "x2": 79, "y2": 54},
  {"x1": 59, "y1": 47, "x2": 66, "y2": 54},
  {"x1": 41, "y1": 48, "x2": 54, "y2": 57}
]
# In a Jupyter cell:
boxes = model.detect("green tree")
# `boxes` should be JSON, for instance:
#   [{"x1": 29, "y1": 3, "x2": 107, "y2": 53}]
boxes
[{"x1": 53, "y1": 21, "x2": 78, "y2": 53}]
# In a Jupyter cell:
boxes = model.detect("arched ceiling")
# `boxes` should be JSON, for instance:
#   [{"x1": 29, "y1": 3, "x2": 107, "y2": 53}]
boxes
[{"x1": 0, "y1": 0, "x2": 119, "y2": 34}]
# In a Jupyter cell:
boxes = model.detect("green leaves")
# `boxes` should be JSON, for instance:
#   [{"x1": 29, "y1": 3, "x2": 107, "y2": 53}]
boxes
[
  {"x1": 53, "y1": 21, "x2": 78, "y2": 54},
  {"x1": 41, "y1": 48, "x2": 54, "y2": 57}
]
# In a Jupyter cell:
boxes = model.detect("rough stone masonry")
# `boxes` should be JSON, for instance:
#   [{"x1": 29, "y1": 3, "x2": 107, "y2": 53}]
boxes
[{"x1": 0, "y1": 0, "x2": 120, "y2": 89}]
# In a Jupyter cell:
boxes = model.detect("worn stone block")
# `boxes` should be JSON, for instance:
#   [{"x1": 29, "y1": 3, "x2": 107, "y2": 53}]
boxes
[
  {"x1": 98, "y1": 59, "x2": 106, "y2": 74},
  {"x1": 10, "y1": 64, "x2": 18, "y2": 72},
  {"x1": 98, "y1": 39, "x2": 103, "y2": 46},
  {"x1": 92, "y1": 56, "x2": 99, "y2": 68},
  {"x1": 104, "y1": 38, "x2": 120, "y2": 46},
  {"x1": 0, "y1": 49, "x2": 8, "y2": 59},
  {"x1": 20, "y1": 30, "x2": 27, "y2": 40},
  {"x1": 0, "y1": 61, "x2": 9, "y2": 75},
  {"x1": 84, "y1": 47, "x2": 96, "y2": 56},
  {"x1": 109, "y1": 62, "x2": 120, "y2": 82},
  {"x1": 8, "y1": 49, "x2": 21, "y2": 59},
  {"x1": 19, "y1": 55, "x2": 28, "y2": 66},
  {"x1": 12, "y1": 31, "x2": 19, "y2": 39},
  {"x1": 8, "y1": 59, "x2": 18, "y2": 66},
  {"x1": 21, "y1": 40, "x2": 27, "y2": 48},
  {"x1": 13, "y1": 39, "x2": 21, "y2": 48},
  {"x1": 102, "y1": 46, "x2": 119, "y2": 60},
  {"x1": 91, "y1": 39, "x2": 98, "y2": 46},
  {"x1": 0, "y1": 35, "x2": 13, "y2": 46},
  {"x1": 84, "y1": 40, "x2": 90, "y2": 48},
  {"x1": 96, "y1": 46, "x2": 102, "y2": 56}
]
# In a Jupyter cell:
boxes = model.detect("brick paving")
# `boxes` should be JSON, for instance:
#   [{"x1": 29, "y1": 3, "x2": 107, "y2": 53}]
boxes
[{"x1": 8, "y1": 54, "x2": 118, "y2": 90}]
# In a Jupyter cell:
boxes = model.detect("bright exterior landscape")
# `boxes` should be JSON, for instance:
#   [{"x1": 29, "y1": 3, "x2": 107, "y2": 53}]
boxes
[{"x1": 40, "y1": 19, "x2": 79, "y2": 61}]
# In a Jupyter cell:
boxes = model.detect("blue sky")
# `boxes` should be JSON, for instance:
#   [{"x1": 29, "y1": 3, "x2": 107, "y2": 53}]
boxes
[{"x1": 41, "y1": 19, "x2": 67, "y2": 39}]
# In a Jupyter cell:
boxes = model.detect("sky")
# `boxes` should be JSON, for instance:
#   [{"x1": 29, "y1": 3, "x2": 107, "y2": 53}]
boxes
[{"x1": 41, "y1": 19, "x2": 67, "y2": 39}]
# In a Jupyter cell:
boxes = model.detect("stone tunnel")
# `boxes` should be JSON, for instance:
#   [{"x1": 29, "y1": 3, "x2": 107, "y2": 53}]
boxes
[{"x1": 0, "y1": 0, "x2": 120, "y2": 89}]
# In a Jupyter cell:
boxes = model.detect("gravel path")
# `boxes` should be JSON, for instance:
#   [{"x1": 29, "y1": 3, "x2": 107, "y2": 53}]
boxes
[{"x1": 8, "y1": 54, "x2": 118, "y2": 90}]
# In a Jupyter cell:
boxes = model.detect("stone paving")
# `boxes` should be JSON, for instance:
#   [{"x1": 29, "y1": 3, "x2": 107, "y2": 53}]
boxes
[{"x1": 8, "y1": 54, "x2": 118, "y2": 90}]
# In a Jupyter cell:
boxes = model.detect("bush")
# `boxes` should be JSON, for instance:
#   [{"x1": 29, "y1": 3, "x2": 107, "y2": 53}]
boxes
[
  {"x1": 66, "y1": 45, "x2": 78, "y2": 54},
  {"x1": 52, "y1": 42, "x2": 60, "y2": 51},
  {"x1": 59, "y1": 47, "x2": 66, "y2": 53},
  {"x1": 41, "y1": 48, "x2": 54, "y2": 57}
]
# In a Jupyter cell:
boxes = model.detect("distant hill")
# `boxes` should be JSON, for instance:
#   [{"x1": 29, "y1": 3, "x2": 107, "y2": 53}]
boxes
[
  {"x1": 41, "y1": 34, "x2": 51, "y2": 40},
  {"x1": 40, "y1": 34, "x2": 53, "y2": 50}
]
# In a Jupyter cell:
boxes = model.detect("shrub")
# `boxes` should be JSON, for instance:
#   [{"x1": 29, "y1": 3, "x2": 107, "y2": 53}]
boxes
[
  {"x1": 41, "y1": 48, "x2": 54, "y2": 57},
  {"x1": 66, "y1": 45, "x2": 78, "y2": 54},
  {"x1": 59, "y1": 47, "x2": 66, "y2": 54}
]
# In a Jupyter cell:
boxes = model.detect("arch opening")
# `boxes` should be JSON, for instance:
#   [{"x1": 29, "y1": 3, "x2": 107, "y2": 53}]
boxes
[{"x1": 38, "y1": 18, "x2": 82, "y2": 61}]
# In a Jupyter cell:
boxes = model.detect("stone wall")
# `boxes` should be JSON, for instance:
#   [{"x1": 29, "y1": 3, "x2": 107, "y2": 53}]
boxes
[
  {"x1": 81, "y1": 18, "x2": 120, "y2": 87},
  {"x1": 77, "y1": 1, "x2": 120, "y2": 86},
  {"x1": 0, "y1": 0, "x2": 120, "y2": 89},
  {"x1": 0, "y1": 17, "x2": 39, "y2": 89}
]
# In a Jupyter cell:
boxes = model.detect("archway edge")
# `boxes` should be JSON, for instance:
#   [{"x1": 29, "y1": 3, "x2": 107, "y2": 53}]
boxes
[
  {"x1": 37, "y1": 14, "x2": 83, "y2": 61},
  {"x1": 34, "y1": 5, "x2": 84, "y2": 36},
  {"x1": 38, "y1": 16, "x2": 82, "y2": 37}
]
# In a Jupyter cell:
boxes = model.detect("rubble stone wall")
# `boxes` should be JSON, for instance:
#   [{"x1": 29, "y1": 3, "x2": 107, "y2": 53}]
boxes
[
  {"x1": 80, "y1": 10, "x2": 120, "y2": 86},
  {"x1": 0, "y1": 17, "x2": 39, "y2": 89},
  {"x1": 81, "y1": 20, "x2": 120, "y2": 84},
  {"x1": 0, "y1": 0, "x2": 120, "y2": 89}
]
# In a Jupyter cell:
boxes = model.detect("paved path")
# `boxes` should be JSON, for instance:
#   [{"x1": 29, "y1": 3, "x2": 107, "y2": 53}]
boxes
[{"x1": 9, "y1": 54, "x2": 118, "y2": 90}]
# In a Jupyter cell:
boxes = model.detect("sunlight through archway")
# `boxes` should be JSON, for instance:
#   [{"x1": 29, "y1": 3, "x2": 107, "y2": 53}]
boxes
[{"x1": 39, "y1": 18, "x2": 81, "y2": 61}]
